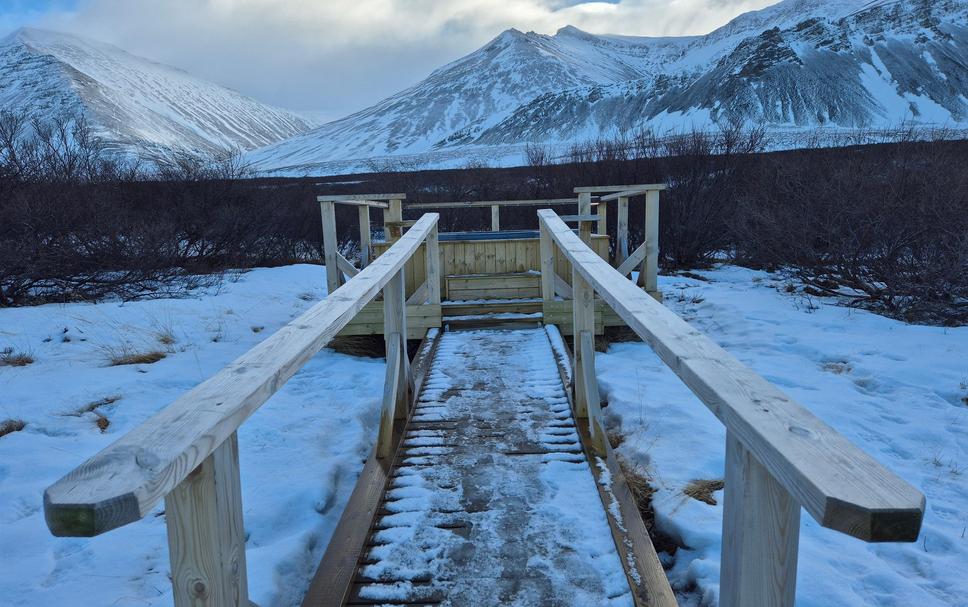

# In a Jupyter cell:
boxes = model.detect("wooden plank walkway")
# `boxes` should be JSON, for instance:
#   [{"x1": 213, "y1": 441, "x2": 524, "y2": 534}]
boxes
[{"x1": 343, "y1": 327, "x2": 634, "y2": 606}]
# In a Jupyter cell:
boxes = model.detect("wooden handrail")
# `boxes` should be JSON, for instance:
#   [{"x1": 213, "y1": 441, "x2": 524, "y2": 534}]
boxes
[
  {"x1": 538, "y1": 208, "x2": 924, "y2": 541},
  {"x1": 539, "y1": 207, "x2": 924, "y2": 606},
  {"x1": 405, "y1": 197, "x2": 581, "y2": 210},
  {"x1": 599, "y1": 185, "x2": 667, "y2": 201},
  {"x1": 44, "y1": 213, "x2": 440, "y2": 538}
]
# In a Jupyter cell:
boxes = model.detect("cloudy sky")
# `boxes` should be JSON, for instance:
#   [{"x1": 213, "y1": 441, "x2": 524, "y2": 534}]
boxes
[{"x1": 1, "y1": 0, "x2": 779, "y2": 120}]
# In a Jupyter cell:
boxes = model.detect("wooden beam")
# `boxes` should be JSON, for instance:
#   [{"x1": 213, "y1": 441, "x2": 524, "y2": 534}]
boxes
[
  {"x1": 336, "y1": 253, "x2": 358, "y2": 279},
  {"x1": 385, "y1": 199, "x2": 404, "y2": 243},
  {"x1": 597, "y1": 200, "x2": 607, "y2": 236},
  {"x1": 44, "y1": 214, "x2": 440, "y2": 537},
  {"x1": 165, "y1": 432, "x2": 249, "y2": 607},
  {"x1": 358, "y1": 205, "x2": 371, "y2": 269},
  {"x1": 320, "y1": 200, "x2": 342, "y2": 295},
  {"x1": 425, "y1": 224, "x2": 441, "y2": 305},
  {"x1": 600, "y1": 185, "x2": 668, "y2": 201},
  {"x1": 315, "y1": 199, "x2": 389, "y2": 209},
  {"x1": 406, "y1": 281, "x2": 429, "y2": 305},
  {"x1": 376, "y1": 333, "x2": 402, "y2": 459},
  {"x1": 721, "y1": 432, "x2": 800, "y2": 607},
  {"x1": 316, "y1": 193, "x2": 405, "y2": 202},
  {"x1": 559, "y1": 214, "x2": 600, "y2": 222},
  {"x1": 539, "y1": 224, "x2": 555, "y2": 303},
  {"x1": 491, "y1": 205, "x2": 500, "y2": 231},
  {"x1": 572, "y1": 268, "x2": 594, "y2": 419},
  {"x1": 537, "y1": 209, "x2": 925, "y2": 543},
  {"x1": 405, "y1": 198, "x2": 579, "y2": 210},
  {"x1": 616, "y1": 242, "x2": 648, "y2": 277},
  {"x1": 616, "y1": 196, "x2": 629, "y2": 266},
  {"x1": 574, "y1": 184, "x2": 667, "y2": 194},
  {"x1": 383, "y1": 269, "x2": 409, "y2": 421},
  {"x1": 578, "y1": 192, "x2": 593, "y2": 246},
  {"x1": 637, "y1": 189, "x2": 660, "y2": 298},
  {"x1": 578, "y1": 331, "x2": 606, "y2": 455},
  {"x1": 554, "y1": 273, "x2": 572, "y2": 299}
]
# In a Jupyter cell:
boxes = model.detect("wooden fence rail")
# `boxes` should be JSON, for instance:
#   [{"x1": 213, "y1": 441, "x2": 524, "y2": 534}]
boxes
[
  {"x1": 537, "y1": 209, "x2": 924, "y2": 607},
  {"x1": 43, "y1": 213, "x2": 441, "y2": 607}
]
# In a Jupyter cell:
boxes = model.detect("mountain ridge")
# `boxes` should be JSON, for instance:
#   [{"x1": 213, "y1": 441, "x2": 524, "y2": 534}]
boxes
[
  {"x1": 0, "y1": 27, "x2": 315, "y2": 158},
  {"x1": 247, "y1": 0, "x2": 968, "y2": 175}
]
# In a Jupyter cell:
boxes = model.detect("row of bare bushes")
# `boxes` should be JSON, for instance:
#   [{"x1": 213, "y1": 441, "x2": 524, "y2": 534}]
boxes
[
  {"x1": 0, "y1": 112, "x2": 327, "y2": 306},
  {"x1": 3, "y1": 110, "x2": 966, "y2": 323},
  {"x1": 350, "y1": 124, "x2": 967, "y2": 324}
]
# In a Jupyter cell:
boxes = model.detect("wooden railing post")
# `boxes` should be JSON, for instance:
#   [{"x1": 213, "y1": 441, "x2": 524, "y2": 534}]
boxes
[
  {"x1": 377, "y1": 268, "x2": 409, "y2": 458},
  {"x1": 616, "y1": 196, "x2": 629, "y2": 266},
  {"x1": 426, "y1": 223, "x2": 441, "y2": 305},
  {"x1": 320, "y1": 200, "x2": 342, "y2": 294},
  {"x1": 165, "y1": 432, "x2": 249, "y2": 607},
  {"x1": 578, "y1": 192, "x2": 593, "y2": 245},
  {"x1": 596, "y1": 201, "x2": 607, "y2": 236},
  {"x1": 539, "y1": 223, "x2": 555, "y2": 304},
  {"x1": 721, "y1": 432, "x2": 800, "y2": 607},
  {"x1": 571, "y1": 267, "x2": 594, "y2": 417},
  {"x1": 358, "y1": 205, "x2": 371, "y2": 269},
  {"x1": 385, "y1": 198, "x2": 404, "y2": 243},
  {"x1": 491, "y1": 204, "x2": 500, "y2": 232},
  {"x1": 637, "y1": 189, "x2": 661, "y2": 300}
]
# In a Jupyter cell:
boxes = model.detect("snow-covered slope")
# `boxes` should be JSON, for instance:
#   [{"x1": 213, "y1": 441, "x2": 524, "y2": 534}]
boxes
[
  {"x1": 0, "y1": 27, "x2": 315, "y2": 157},
  {"x1": 248, "y1": 0, "x2": 968, "y2": 174}
]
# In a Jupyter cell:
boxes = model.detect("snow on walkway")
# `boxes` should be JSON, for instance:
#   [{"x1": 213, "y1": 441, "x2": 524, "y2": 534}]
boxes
[
  {"x1": 599, "y1": 266, "x2": 968, "y2": 607},
  {"x1": 0, "y1": 266, "x2": 386, "y2": 607},
  {"x1": 357, "y1": 327, "x2": 632, "y2": 605}
]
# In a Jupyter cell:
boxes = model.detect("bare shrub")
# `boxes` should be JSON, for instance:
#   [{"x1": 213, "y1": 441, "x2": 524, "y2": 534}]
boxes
[{"x1": 0, "y1": 347, "x2": 34, "y2": 367}]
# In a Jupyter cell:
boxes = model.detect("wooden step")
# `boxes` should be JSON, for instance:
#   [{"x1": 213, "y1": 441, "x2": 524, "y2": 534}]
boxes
[{"x1": 441, "y1": 299, "x2": 542, "y2": 317}]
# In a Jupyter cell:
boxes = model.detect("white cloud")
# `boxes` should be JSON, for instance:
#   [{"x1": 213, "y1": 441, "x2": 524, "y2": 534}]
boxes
[{"x1": 27, "y1": 0, "x2": 778, "y2": 117}]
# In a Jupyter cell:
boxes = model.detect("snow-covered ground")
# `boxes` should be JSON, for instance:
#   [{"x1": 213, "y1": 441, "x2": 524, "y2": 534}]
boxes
[
  {"x1": 600, "y1": 266, "x2": 968, "y2": 607},
  {"x1": 0, "y1": 265, "x2": 386, "y2": 607},
  {"x1": 1, "y1": 263, "x2": 965, "y2": 606}
]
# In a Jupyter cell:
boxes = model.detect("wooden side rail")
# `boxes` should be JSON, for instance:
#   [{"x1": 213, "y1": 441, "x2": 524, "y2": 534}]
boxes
[
  {"x1": 44, "y1": 213, "x2": 440, "y2": 606},
  {"x1": 537, "y1": 209, "x2": 925, "y2": 607}
]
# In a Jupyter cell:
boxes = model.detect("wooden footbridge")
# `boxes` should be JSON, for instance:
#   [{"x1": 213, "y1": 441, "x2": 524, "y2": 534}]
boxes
[{"x1": 44, "y1": 186, "x2": 925, "y2": 607}]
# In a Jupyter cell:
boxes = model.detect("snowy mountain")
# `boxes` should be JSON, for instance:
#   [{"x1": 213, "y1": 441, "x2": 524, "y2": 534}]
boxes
[
  {"x1": 0, "y1": 27, "x2": 315, "y2": 158},
  {"x1": 248, "y1": 0, "x2": 968, "y2": 175}
]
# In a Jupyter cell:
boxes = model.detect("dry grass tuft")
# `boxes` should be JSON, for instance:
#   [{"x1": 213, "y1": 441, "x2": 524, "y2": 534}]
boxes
[
  {"x1": 1, "y1": 348, "x2": 34, "y2": 367},
  {"x1": 102, "y1": 344, "x2": 166, "y2": 366},
  {"x1": 95, "y1": 415, "x2": 110, "y2": 432},
  {"x1": 0, "y1": 419, "x2": 26, "y2": 438},
  {"x1": 607, "y1": 430, "x2": 625, "y2": 450},
  {"x1": 684, "y1": 478, "x2": 726, "y2": 505}
]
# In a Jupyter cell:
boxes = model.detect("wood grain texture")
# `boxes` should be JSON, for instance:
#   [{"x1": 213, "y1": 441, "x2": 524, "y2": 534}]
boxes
[
  {"x1": 579, "y1": 331, "x2": 606, "y2": 455},
  {"x1": 637, "y1": 190, "x2": 660, "y2": 296},
  {"x1": 721, "y1": 431, "x2": 800, "y2": 607},
  {"x1": 597, "y1": 201, "x2": 608, "y2": 236},
  {"x1": 335, "y1": 253, "x2": 358, "y2": 279},
  {"x1": 617, "y1": 242, "x2": 648, "y2": 278},
  {"x1": 538, "y1": 209, "x2": 925, "y2": 542},
  {"x1": 539, "y1": 224, "x2": 555, "y2": 302},
  {"x1": 320, "y1": 201, "x2": 342, "y2": 295},
  {"x1": 572, "y1": 269, "x2": 594, "y2": 420},
  {"x1": 425, "y1": 224, "x2": 441, "y2": 305},
  {"x1": 165, "y1": 432, "x2": 249, "y2": 607},
  {"x1": 358, "y1": 205, "x2": 371, "y2": 269},
  {"x1": 617, "y1": 196, "x2": 629, "y2": 265},
  {"x1": 376, "y1": 334, "x2": 402, "y2": 459},
  {"x1": 44, "y1": 214, "x2": 440, "y2": 537}
]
